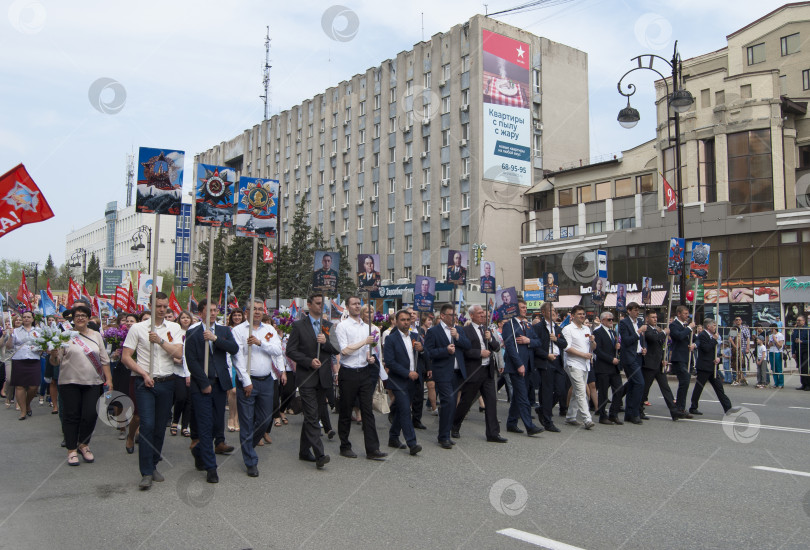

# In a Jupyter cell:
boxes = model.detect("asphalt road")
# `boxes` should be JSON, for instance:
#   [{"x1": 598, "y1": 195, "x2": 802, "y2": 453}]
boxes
[{"x1": 1, "y1": 373, "x2": 809, "y2": 550}]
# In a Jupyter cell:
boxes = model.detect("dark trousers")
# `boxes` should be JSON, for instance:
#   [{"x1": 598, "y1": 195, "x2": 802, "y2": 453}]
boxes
[
  {"x1": 536, "y1": 361, "x2": 566, "y2": 425},
  {"x1": 798, "y1": 352, "x2": 810, "y2": 389},
  {"x1": 389, "y1": 381, "x2": 417, "y2": 447},
  {"x1": 188, "y1": 383, "x2": 226, "y2": 445},
  {"x1": 172, "y1": 375, "x2": 192, "y2": 428},
  {"x1": 60, "y1": 383, "x2": 102, "y2": 450},
  {"x1": 453, "y1": 367, "x2": 500, "y2": 438},
  {"x1": 411, "y1": 374, "x2": 424, "y2": 422},
  {"x1": 641, "y1": 368, "x2": 677, "y2": 412},
  {"x1": 298, "y1": 385, "x2": 326, "y2": 458},
  {"x1": 691, "y1": 369, "x2": 732, "y2": 412},
  {"x1": 134, "y1": 378, "x2": 175, "y2": 476},
  {"x1": 434, "y1": 376, "x2": 457, "y2": 441},
  {"x1": 622, "y1": 357, "x2": 644, "y2": 419},
  {"x1": 671, "y1": 361, "x2": 691, "y2": 411},
  {"x1": 236, "y1": 377, "x2": 275, "y2": 466},
  {"x1": 190, "y1": 383, "x2": 227, "y2": 471},
  {"x1": 595, "y1": 372, "x2": 624, "y2": 419},
  {"x1": 338, "y1": 366, "x2": 379, "y2": 453},
  {"x1": 505, "y1": 370, "x2": 536, "y2": 431},
  {"x1": 320, "y1": 385, "x2": 333, "y2": 433}
]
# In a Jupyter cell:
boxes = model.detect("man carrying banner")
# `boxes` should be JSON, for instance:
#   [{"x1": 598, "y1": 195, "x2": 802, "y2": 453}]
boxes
[{"x1": 669, "y1": 305, "x2": 696, "y2": 416}]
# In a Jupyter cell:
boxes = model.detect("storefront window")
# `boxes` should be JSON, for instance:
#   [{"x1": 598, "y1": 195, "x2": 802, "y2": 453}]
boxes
[{"x1": 727, "y1": 129, "x2": 773, "y2": 214}]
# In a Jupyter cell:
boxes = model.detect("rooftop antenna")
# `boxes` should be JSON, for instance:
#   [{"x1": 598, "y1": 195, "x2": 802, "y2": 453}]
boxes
[
  {"x1": 484, "y1": 4, "x2": 488, "y2": 15},
  {"x1": 125, "y1": 152, "x2": 135, "y2": 207},
  {"x1": 421, "y1": 12, "x2": 424, "y2": 42},
  {"x1": 261, "y1": 26, "x2": 272, "y2": 121}
]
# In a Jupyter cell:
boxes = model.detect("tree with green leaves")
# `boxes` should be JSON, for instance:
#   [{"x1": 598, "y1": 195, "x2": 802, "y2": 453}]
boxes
[
  {"x1": 54, "y1": 262, "x2": 72, "y2": 291},
  {"x1": 85, "y1": 253, "x2": 101, "y2": 290},
  {"x1": 193, "y1": 228, "x2": 228, "y2": 301},
  {"x1": 41, "y1": 254, "x2": 57, "y2": 290},
  {"x1": 224, "y1": 236, "x2": 273, "y2": 303}
]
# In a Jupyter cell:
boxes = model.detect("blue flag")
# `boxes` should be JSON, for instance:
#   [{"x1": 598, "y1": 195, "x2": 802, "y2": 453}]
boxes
[{"x1": 39, "y1": 290, "x2": 56, "y2": 316}]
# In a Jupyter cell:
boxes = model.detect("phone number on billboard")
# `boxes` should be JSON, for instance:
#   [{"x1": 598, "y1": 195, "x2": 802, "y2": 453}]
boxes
[{"x1": 501, "y1": 164, "x2": 527, "y2": 173}]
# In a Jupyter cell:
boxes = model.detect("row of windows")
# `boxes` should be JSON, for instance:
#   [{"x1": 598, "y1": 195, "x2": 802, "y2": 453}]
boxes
[
  {"x1": 539, "y1": 216, "x2": 636, "y2": 241},
  {"x1": 747, "y1": 32, "x2": 800, "y2": 66},
  {"x1": 556, "y1": 173, "x2": 654, "y2": 207}
]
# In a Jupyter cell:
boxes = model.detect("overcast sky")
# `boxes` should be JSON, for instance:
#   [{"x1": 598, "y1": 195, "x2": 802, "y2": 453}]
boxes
[{"x1": 0, "y1": 0, "x2": 790, "y2": 266}]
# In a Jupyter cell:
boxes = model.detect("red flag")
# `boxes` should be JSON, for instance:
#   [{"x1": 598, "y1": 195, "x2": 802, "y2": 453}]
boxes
[
  {"x1": 263, "y1": 301, "x2": 268, "y2": 315},
  {"x1": 17, "y1": 271, "x2": 31, "y2": 309},
  {"x1": 261, "y1": 244, "x2": 274, "y2": 264},
  {"x1": 0, "y1": 163, "x2": 55, "y2": 239},
  {"x1": 114, "y1": 285, "x2": 127, "y2": 310},
  {"x1": 81, "y1": 284, "x2": 92, "y2": 302},
  {"x1": 94, "y1": 283, "x2": 100, "y2": 297},
  {"x1": 127, "y1": 282, "x2": 137, "y2": 312},
  {"x1": 662, "y1": 173, "x2": 678, "y2": 212},
  {"x1": 67, "y1": 277, "x2": 79, "y2": 307},
  {"x1": 169, "y1": 288, "x2": 182, "y2": 316},
  {"x1": 46, "y1": 279, "x2": 55, "y2": 302},
  {"x1": 218, "y1": 290, "x2": 222, "y2": 307},
  {"x1": 91, "y1": 295, "x2": 99, "y2": 317}
]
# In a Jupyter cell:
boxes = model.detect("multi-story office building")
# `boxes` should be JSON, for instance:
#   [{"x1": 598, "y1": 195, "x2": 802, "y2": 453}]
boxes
[
  {"x1": 195, "y1": 15, "x2": 589, "y2": 291},
  {"x1": 521, "y1": 2, "x2": 810, "y2": 324}
]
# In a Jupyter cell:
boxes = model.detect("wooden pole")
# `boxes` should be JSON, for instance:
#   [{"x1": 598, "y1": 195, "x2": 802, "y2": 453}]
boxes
[
  {"x1": 203, "y1": 227, "x2": 214, "y2": 376},
  {"x1": 687, "y1": 276, "x2": 699, "y2": 374},
  {"x1": 662, "y1": 274, "x2": 675, "y2": 371},
  {"x1": 247, "y1": 237, "x2": 258, "y2": 375},
  {"x1": 148, "y1": 214, "x2": 161, "y2": 376}
]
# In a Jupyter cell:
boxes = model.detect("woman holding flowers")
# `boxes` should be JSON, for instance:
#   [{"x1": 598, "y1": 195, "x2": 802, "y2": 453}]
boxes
[
  {"x1": 49, "y1": 305, "x2": 113, "y2": 466},
  {"x1": 5, "y1": 311, "x2": 42, "y2": 420}
]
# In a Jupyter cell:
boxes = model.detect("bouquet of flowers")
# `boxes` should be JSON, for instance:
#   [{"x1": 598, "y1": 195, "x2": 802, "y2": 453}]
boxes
[
  {"x1": 272, "y1": 310, "x2": 295, "y2": 336},
  {"x1": 369, "y1": 331, "x2": 380, "y2": 347},
  {"x1": 30, "y1": 325, "x2": 78, "y2": 353},
  {"x1": 373, "y1": 312, "x2": 391, "y2": 333},
  {"x1": 103, "y1": 325, "x2": 129, "y2": 350}
]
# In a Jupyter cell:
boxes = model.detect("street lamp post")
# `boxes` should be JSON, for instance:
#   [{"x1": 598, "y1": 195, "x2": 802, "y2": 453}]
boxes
[
  {"x1": 617, "y1": 41, "x2": 693, "y2": 305},
  {"x1": 69, "y1": 249, "x2": 88, "y2": 286},
  {"x1": 131, "y1": 225, "x2": 152, "y2": 270}
]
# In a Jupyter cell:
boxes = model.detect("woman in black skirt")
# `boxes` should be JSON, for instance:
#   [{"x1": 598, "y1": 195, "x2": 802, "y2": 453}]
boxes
[{"x1": 5, "y1": 311, "x2": 42, "y2": 420}]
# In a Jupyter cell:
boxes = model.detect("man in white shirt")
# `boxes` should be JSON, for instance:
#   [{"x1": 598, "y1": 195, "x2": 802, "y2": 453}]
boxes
[
  {"x1": 334, "y1": 296, "x2": 387, "y2": 461},
  {"x1": 561, "y1": 305, "x2": 596, "y2": 429},
  {"x1": 121, "y1": 292, "x2": 183, "y2": 489},
  {"x1": 232, "y1": 299, "x2": 284, "y2": 477}
]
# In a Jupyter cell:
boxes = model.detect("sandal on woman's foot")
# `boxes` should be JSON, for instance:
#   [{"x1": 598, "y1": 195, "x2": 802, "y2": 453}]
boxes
[
  {"x1": 281, "y1": 416, "x2": 289, "y2": 425},
  {"x1": 118, "y1": 430, "x2": 127, "y2": 440},
  {"x1": 170, "y1": 424, "x2": 178, "y2": 436},
  {"x1": 274, "y1": 419, "x2": 282, "y2": 427},
  {"x1": 78, "y1": 446, "x2": 95, "y2": 463},
  {"x1": 227, "y1": 423, "x2": 236, "y2": 432},
  {"x1": 263, "y1": 434, "x2": 272, "y2": 444},
  {"x1": 182, "y1": 428, "x2": 190, "y2": 437},
  {"x1": 257, "y1": 439, "x2": 265, "y2": 446},
  {"x1": 52, "y1": 409, "x2": 59, "y2": 414},
  {"x1": 67, "y1": 451, "x2": 80, "y2": 466}
]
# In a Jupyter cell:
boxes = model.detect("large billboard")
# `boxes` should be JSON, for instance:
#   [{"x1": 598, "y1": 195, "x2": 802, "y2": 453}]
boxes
[{"x1": 482, "y1": 29, "x2": 532, "y2": 186}]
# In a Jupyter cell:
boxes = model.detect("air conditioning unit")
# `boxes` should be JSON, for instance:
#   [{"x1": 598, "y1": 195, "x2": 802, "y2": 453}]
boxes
[
  {"x1": 306, "y1": 161, "x2": 311, "y2": 166},
  {"x1": 330, "y1": 206, "x2": 336, "y2": 212},
  {"x1": 330, "y1": 152, "x2": 337, "y2": 158},
  {"x1": 370, "y1": 196, "x2": 377, "y2": 203},
  {"x1": 439, "y1": 79, "x2": 447, "y2": 88},
  {"x1": 441, "y1": 212, "x2": 449, "y2": 219},
  {"x1": 460, "y1": 104, "x2": 469, "y2": 112},
  {"x1": 422, "y1": 118, "x2": 430, "y2": 125},
  {"x1": 534, "y1": 122, "x2": 543, "y2": 131},
  {"x1": 441, "y1": 179, "x2": 449, "y2": 187},
  {"x1": 283, "y1": 192, "x2": 289, "y2": 198},
  {"x1": 421, "y1": 215, "x2": 430, "y2": 222},
  {"x1": 343, "y1": 120, "x2": 350, "y2": 126},
  {"x1": 342, "y1": 149, "x2": 348, "y2": 155},
  {"x1": 343, "y1": 175, "x2": 349, "y2": 182},
  {"x1": 284, "y1": 168, "x2": 289, "y2": 174},
  {"x1": 420, "y1": 151, "x2": 428, "y2": 159},
  {"x1": 419, "y1": 183, "x2": 427, "y2": 191},
  {"x1": 403, "y1": 155, "x2": 412, "y2": 163},
  {"x1": 296, "y1": 138, "x2": 301, "y2": 143},
  {"x1": 294, "y1": 165, "x2": 300, "y2": 170},
  {"x1": 275, "y1": 148, "x2": 280, "y2": 154},
  {"x1": 459, "y1": 139, "x2": 467, "y2": 147},
  {"x1": 460, "y1": 173, "x2": 469, "y2": 181},
  {"x1": 356, "y1": 199, "x2": 364, "y2": 206},
  {"x1": 403, "y1": 125, "x2": 412, "y2": 133},
  {"x1": 441, "y1": 240, "x2": 448, "y2": 247},
  {"x1": 343, "y1": 203, "x2": 349, "y2": 208},
  {"x1": 329, "y1": 179, "x2": 336, "y2": 186}
]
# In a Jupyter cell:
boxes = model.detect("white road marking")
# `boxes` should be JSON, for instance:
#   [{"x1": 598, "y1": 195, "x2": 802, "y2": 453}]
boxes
[
  {"x1": 789, "y1": 406, "x2": 810, "y2": 410},
  {"x1": 646, "y1": 415, "x2": 810, "y2": 434},
  {"x1": 497, "y1": 528, "x2": 586, "y2": 549},
  {"x1": 741, "y1": 403, "x2": 766, "y2": 406},
  {"x1": 751, "y1": 466, "x2": 810, "y2": 478}
]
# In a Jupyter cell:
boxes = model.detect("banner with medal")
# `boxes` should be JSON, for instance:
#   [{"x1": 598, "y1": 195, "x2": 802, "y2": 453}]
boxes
[
  {"x1": 136, "y1": 147, "x2": 184, "y2": 215},
  {"x1": 235, "y1": 177, "x2": 279, "y2": 238},
  {"x1": 194, "y1": 163, "x2": 235, "y2": 227}
]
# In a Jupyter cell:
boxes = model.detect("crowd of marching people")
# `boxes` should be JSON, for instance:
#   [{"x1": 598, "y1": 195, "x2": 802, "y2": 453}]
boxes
[{"x1": 0, "y1": 293, "x2": 808, "y2": 489}]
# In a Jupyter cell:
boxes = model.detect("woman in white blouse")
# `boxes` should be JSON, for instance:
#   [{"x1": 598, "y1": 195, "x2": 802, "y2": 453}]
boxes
[{"x1": 5, "y1": 311, "x2": 42, "y2": 420}]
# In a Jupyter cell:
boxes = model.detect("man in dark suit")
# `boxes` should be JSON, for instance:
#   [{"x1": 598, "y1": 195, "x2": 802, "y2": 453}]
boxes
[
  {"x1": 641, "y1": 311, "x2": 689, "y2": 420},
  {"x1": 669, "y1": 305, "x2": 696, "y2": 415},
  {"x1": 501, "y1": 299, "x2": 544, "y2": 437},
  {"x1": 185, "y1": 299, "x2": 239, "y2": 483},
  {"x1": 618, "y1": 302, "x2": 646, "y2": 424},
  {"x1": 285, "y1": 294, "x2": 338, "y2": 469},
  {"x1": 452, "y1": 304, "x2": 505, "y2": 442},
  {"x1": 593, "y1": 311, "x2": 625, "y2": 425},
  {"x1": 689, "y1": 318, "x2": 734, "y2": 414},
  {"x1": 383, "y1": 309, "x2": 423, "y2": 455},
  {"x1": 424, "y1": 303, "x2": 471, "y2": 449},
  {"x1": 405, "y1": 307, "x2": 428, "y2": 430},
  {"x1": 532, "y1": 301, "x2": 567, "y2": 432}
]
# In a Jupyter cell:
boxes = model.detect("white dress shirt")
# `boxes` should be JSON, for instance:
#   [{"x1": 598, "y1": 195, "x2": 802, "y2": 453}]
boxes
[
  {"x1": 123, "y1": 319, "x2": 183, "y2": 377},
  {"x1": 399, "y1": 329, "x2": 415, "y2": 372},
  {"x1": 546, "y1": 320, "x2": 560, "y2": 355},
  {"x1": 562, "y1": 323, "x2": 591, "y2": 372},
  {"x1": 473, "y1": 323, "x2": 489, "y2": 366},
  {"x1": 335, "y1": 316, "x2": 371, "y2": 369},
  {"x1": 232, "y1": 322, "x2": 283, "y2": 386},
  {"x1": 11, "y1": 326, "x2": 41, "y2": 360},
  {"x1": 440, "y1": 320, "x2": 459, "y2": 370}
]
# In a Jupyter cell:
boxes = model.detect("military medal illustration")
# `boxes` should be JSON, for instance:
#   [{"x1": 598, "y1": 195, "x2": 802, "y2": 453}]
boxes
[{"x1": 241, "y1": 180, "x2": 275, "y2": 216}]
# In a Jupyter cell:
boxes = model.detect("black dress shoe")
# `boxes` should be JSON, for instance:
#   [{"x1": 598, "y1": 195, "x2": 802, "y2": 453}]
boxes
[
  {"x1": 544, "y1": 424, "x2": 561, "y2": 433},
  {"x1": 298, "y1": 453, "x2": 317, "y2": 462},
  {"x1": 486, "y1": 435, "x2": 508, "y2": 443},
  {"x1": 438, "y1": 439, "x2": 453, "y2": 449},
  {"x1": 450, "y1": 430, "x2": 460, "y2": 439},
  {"x1": 409, "y1": 444, "x2": 422, "y2": 455},
  {"x1": 627, "y1": 417, "x2": 643, "y2": 425},
  {"x1": 639, "y1": 412, "x2": 650, "y2": 420},
  {"x1": 246, "y1": 465, "x2": 259, "y2": 477},
  {"x1": 599, "y1": 417, "x2": 615, "y2": 425},
  {"x1": 413, "y1": 420, "x2": 427, "y2": 430},
  {"x1": 206, "y1": 469, "x2": 219, "y2": 483},
  {"x1": 526, "y1": 426, "x2": 544, "y2": 436},
  {"x1": 689, "y1": 409, "x2": 703, "y2": 415},
  {"x1": 327, "y1": 430, "x2": 336, "y2": 440},
  {"x1": 191, "y1": 445, "x2": 205, "y2": 471},
  {"x1": 366, "y1": 450, "x2": 388, "y2": 461},
  {"x1": 339, "y1": 449, "x2": 358, "y2": 458},
  {"x1": 558, "y1": 409, "x2": 567, "y2": 417},
  {"x1": 506, "y1": 425, "x2": 524, "y2": 434},
  {"x1": 479, "y1": 406, "x2": 486, "y2": 412},
  {"x1": 316, "y1": 454, "x2": 330, "y2": 469},
  {"x1": 609, "y1": 416, "x2": 624, "y2": 425},
  {"x1": 388, "y1": 439, "x2": 407, "y2": 449}
]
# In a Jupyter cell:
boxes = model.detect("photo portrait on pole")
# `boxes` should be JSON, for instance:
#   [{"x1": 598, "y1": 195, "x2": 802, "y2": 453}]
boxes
[
  {"x1": 446, "y1": 249, "x2": 468, "y2": 285},
  {"x1": 689, "y1": 241, "x2": 711, "y2": 279},
  {"x1": 357, "y1": 254, "x2": 381, "y2": 292},
  {"x1": 667, "y1": 237, "x2": 685, "y2": 276},
  {"x1": 313, "y1": 251, "x2": 339, "y2": 294},
  {"x1": 543, "y1": 272, "x2": 559, "y2": 303},
  {"x1": 194, "y1": 163, "x2": 235, "y2": 227},
  {"x1": 641, "y1": 276, "x2": 652, "y2": 305},
  {"x1": 135, "y1": 147, "x2": 184, "y2": 215},
  {"x1": 480, "y1": 261, "x2": 496, "y2": 294},
  {"x1": 592, "y1": 276, "x2": 607, "y2": 306},
  {"x1": 413, "y1": 275, "x2": 436, "y2": 313},
  {"x1": 493, "y1": 287, "x2": 518, "y2": 321},
  {"x1": 616, "y1": 283, "x2": 627, "y2": 312},
  {"x1": 235, "y1": 177, "x2": 279, "y2": 238}
]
